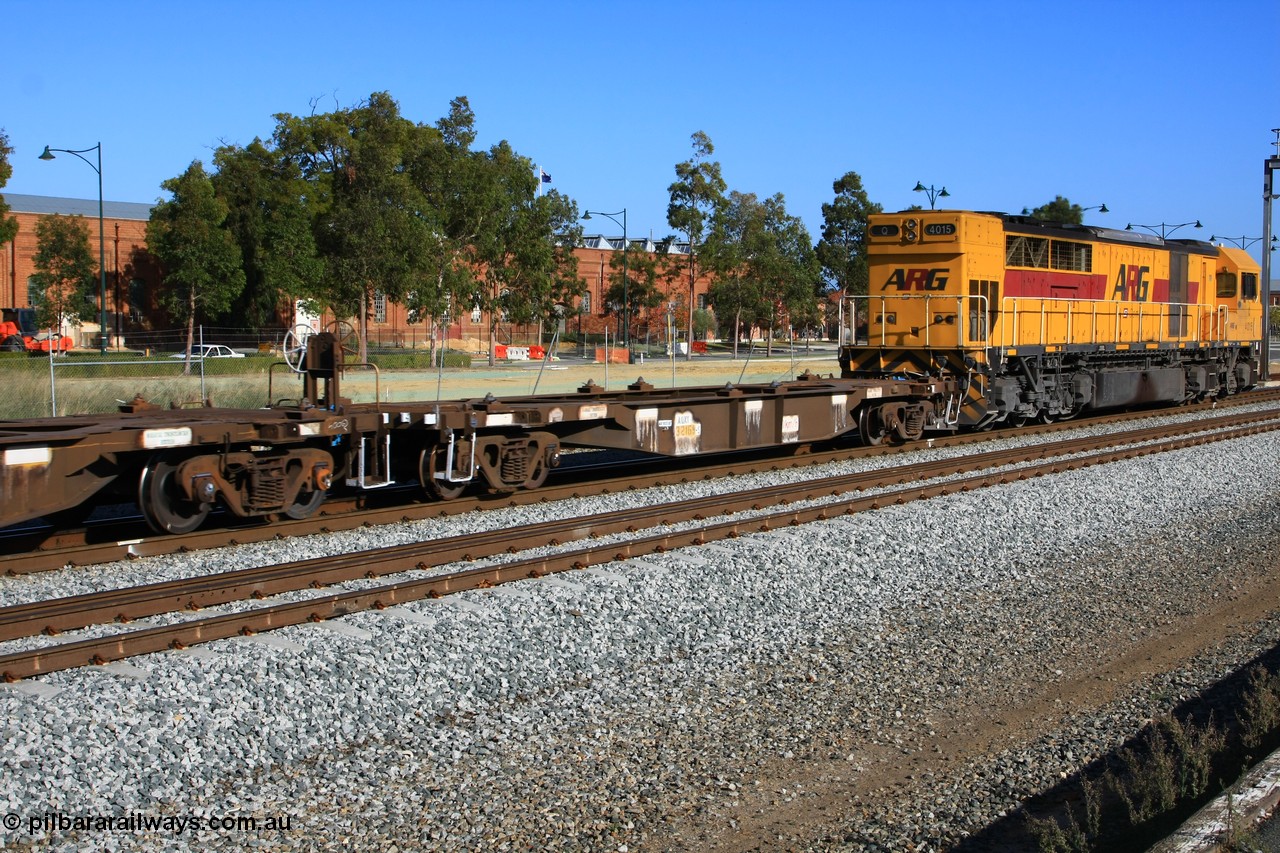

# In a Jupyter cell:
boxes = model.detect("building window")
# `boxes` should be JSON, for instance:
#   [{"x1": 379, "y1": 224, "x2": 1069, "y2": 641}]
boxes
[
  {"x1": 129, "y1": 279, "x2": 146, "y2": 323},
  {"x1": 581, "y1": 291, "x2": 591, "y2": 314},
  {"x1": 471, "y1": 303, "x2": 482, "y2": 323},
  {"x1": 373, "y1": 291, "x2": 387, "y2": 324},
  {"x1": 697, "y1": 294, "x2": 708, "y2": 310},
  {"x1": 26, "y1": 276, "x2": 41, "y2": 308}
]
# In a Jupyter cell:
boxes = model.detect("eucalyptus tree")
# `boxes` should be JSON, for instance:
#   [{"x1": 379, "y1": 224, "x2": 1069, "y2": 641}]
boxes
[
  {"x1": 146, "y1": 161, "x2": 246, "y2": 372},
  {"x1": 1028, "y1": 195, "x2": 1085, "y2": 224},
  {"x1": 816, "y1": 170, "x2": 880, "y2": 297},
  {"x1": 30, "y1": 214, "x2": 98, "y2": 331},
  {"x1": 702, "y1": 191, "x2": 764, "y2": 358},
  {"x1": 0, "y1": 129, "x2": 17, "y2": 245},
  {"x1": 816, "y1": 170, "x2": 881, "y2": 338},
  {"x1": 667, "y1": 131, "x2": 726, "y2": 357},
  {"x1": 470, "y1": 138, "x2": 582, "y2": 364},
  {"x1": 212, "y1": 138, "x2": 322, "y2": 330},
  {"x1": 703, "y1": 191, "x2": 819, "y2": 356},
  {"x1": 272, "y1": 91, "x2": 432, "y2": 361}
]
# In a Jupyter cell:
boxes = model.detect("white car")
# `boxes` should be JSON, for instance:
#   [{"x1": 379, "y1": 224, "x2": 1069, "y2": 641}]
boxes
[{"x1": 170, "y1": 344, "x2": 245, "y2": 360}]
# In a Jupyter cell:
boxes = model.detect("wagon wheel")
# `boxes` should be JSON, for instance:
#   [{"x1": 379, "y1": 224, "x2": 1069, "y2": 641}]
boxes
[
  {"x1": 326, "y1": 320, "x2": 361, "y2": 361},
  {"x1": 522, "y1": 446, "x2": 550, "y2": 490},
  {"x1": 282, "y1": 324, "x2": 314, "y2": 373},
  {"x1": 857, "y1": 406, "x2": 887, "y2": 447},
  {"x1": 138, "y1": 454, "x2": 210, "y2": 534},
  {"x1": 419, "y1": 445, "x2": 467, "y2": 500},
  {"x1": 285, "y1": 486, "x2": 327, "y2": 520}
]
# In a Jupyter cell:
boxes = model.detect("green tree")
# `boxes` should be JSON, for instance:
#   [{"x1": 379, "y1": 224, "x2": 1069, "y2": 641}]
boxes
[
  {"x1": 0, "y1": 129, "x2": 16, "y2": 246},
  {"x1": 1028, "y1": 195, "x2": 1085, "y2": 224},
  {"x1": 468, "y1": 139, "x2": 582, "y2": 365},
  {"x1": 404, "y1": 97, "x2": 581, "y2": 365},
  {"x1": 212, "y1": 139, "x2": 322, "y2": 330},
  {"x1": 704, "y1": 191, "x2": 819, "y2": 357},
  {"x1": 30, "y1": 214, "x2": 98, "y2": 331},
  {"x1": 691, "y1": 307, "x2": 716, "y2": 341},
  {"x1": 816, "y1": 171, "x2": 881, "y2": 297},
  {"x1": 667, "y1": 131, "x2": 726, "y2": 357},
  {"x1": 604, "y1": 241, "x2": 665, "y2": 340},
  {"x1": 404, "y1": 97, "x2": 486, "y2": 361},
  {"x1": 702, "y1": 191, "x2": 765, "y2": 359},
  {"x1": 147, "y1": 160, "x2": 247, "y2": 372},
  {"x1": 273, "y1": 91, "x2": 431, "y2": 361}
]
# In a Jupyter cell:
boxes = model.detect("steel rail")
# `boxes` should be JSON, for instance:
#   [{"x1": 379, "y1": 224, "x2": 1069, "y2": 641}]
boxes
[
  {"x1": 6, "y1": 388, "x2": 1280, "y2": 575},
  {"x1": 4, "y1": 408, "x2": 1276, "y2": 643},
  {"x1": 3, "y1": 415, "x2": 1278, "y2": 681}
]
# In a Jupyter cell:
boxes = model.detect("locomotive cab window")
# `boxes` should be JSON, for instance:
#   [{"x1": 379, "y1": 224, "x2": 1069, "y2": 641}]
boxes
[
  {"x1": 1216, "y1": 271, "x2": 1237, "y2": 298},
  {"x1": 1242, "y1": 272, "x2": 1258, "y2": 300}
]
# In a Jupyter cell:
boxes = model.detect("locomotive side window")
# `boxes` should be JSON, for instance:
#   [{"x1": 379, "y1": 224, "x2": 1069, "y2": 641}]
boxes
[
  {"x1": 1049, "y1": 240, "x2": 1092, "y2": 272},
  {"x1": 1242, "y1": 272, "x2": 1258, "y2": 300},
  {"x1": 1006, "y1": 236, "x2": 1048, "y2": 268},
  {"x1": 1216, "y1": 271, "x2": 1237, "y2": 298}
]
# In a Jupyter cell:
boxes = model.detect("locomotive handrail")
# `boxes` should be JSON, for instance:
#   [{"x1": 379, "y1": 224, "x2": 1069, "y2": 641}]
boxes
[
  {"x1": 842, "y1": 292, "x2": 1234, "y2": 352},
  {"x1": 840, "y1": 293, "x2": 991, "y2": 349}
]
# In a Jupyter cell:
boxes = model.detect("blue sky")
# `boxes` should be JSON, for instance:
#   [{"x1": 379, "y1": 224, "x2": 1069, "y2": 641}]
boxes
[{"x1": 4, "y1": 0, "x2": 1278, "y2": 261}]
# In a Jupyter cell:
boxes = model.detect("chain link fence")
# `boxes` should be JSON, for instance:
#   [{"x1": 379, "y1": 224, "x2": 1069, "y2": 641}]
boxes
[{"x1": 0, "y1": 327, "x2": 291, "y2": 419}]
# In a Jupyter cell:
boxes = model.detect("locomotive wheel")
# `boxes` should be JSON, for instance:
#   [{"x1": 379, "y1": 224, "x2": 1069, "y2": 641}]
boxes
[
  {"x1": 420, "y1": 446, "x2": 466, "y2": 500},
  {"x1": 139, "y1": 455, "x2": 210, "y2": 535},
  {"x1": 284, "y1": 486, "x2": 326, "y2": 520}
]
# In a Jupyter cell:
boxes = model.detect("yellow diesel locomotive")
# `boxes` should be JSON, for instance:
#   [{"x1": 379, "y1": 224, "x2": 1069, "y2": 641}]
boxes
[{"x1": 838, "y1": 210, "x2": 1263, "y2": 442}]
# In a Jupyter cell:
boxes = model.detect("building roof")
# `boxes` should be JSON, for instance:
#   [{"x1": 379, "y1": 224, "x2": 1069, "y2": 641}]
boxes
[{"x1": 1, "y1": 192, "x2": 154, "y2": 221}]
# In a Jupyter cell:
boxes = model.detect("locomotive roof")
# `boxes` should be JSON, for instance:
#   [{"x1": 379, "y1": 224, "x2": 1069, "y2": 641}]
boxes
[{"x1": 994, "y1": 212, "x2": 1218, "y2": 256}]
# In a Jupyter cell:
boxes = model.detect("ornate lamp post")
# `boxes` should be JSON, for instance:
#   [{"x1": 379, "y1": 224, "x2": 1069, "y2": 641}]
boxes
[
  {"x1": 912, "y1": 181, "x2": 949, "y2": 209},
  {"x1": 1125, "y1": 220, "x2": 1202, "y2": 239},
  {"x1": 1209, "y1": 234, "x2": 1277, "y2": 251},
  {"x1": 39, "y1": 143, "x2": 107, "y2": 353},
  {"x1": 583, "y1": 209, "x2": 628, "y2": 345}
]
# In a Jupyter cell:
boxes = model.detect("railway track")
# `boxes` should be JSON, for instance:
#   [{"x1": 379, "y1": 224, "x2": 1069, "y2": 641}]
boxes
[
  {"x1": 4, "y1": 405, "x2": 1278, "y2": 682},
  {"x1": 5, "y1": 386, "x2": 1280, "y2": 575}
]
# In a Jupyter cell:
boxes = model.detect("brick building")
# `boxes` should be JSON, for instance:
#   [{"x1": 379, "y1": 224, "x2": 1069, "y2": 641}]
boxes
[
  {"x1": 0, "y1": 193, "x2": 716, "y2": 351},
  {"x1": 1, "y1": 193, "x2": 159, "y2": 347}
]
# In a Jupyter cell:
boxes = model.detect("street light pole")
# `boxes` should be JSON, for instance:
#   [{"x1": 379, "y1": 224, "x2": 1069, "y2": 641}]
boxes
[
  {"x1": 1263, "y1": 129, "x2": 1280, "y2": 381},
  {"x1": 583, "y1": 209, "x2": 628, "y2": 346},
  {"x1": 39, "y1": 143, "x2": 106, "y2": 354}
]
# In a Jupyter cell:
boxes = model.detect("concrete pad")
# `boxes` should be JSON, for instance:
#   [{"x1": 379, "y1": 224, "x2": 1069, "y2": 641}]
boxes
[
  {"x1": 541, "y1": 577, "x2": 585, "y2": 592},
  {"x1": 233, "y1": 634, "x2": 305, "y2": 652},
  {"x1": 315, "y1": 620, "x2": 374, "y2": 641},
  {"x1": 98, "y1": 661, "x2": 150, "y2": 680},
  {"x1": 377, "y1": 606, "x2": 435, "y2": 626},
  {"x1": 3, "y1": 680, "x2": 63, "y2": 701}
]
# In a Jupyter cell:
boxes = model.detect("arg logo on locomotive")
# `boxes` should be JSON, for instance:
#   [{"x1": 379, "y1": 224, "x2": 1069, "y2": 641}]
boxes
[{"x1": 880, "y1": 268, "x2": 949, "y2": 291}]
